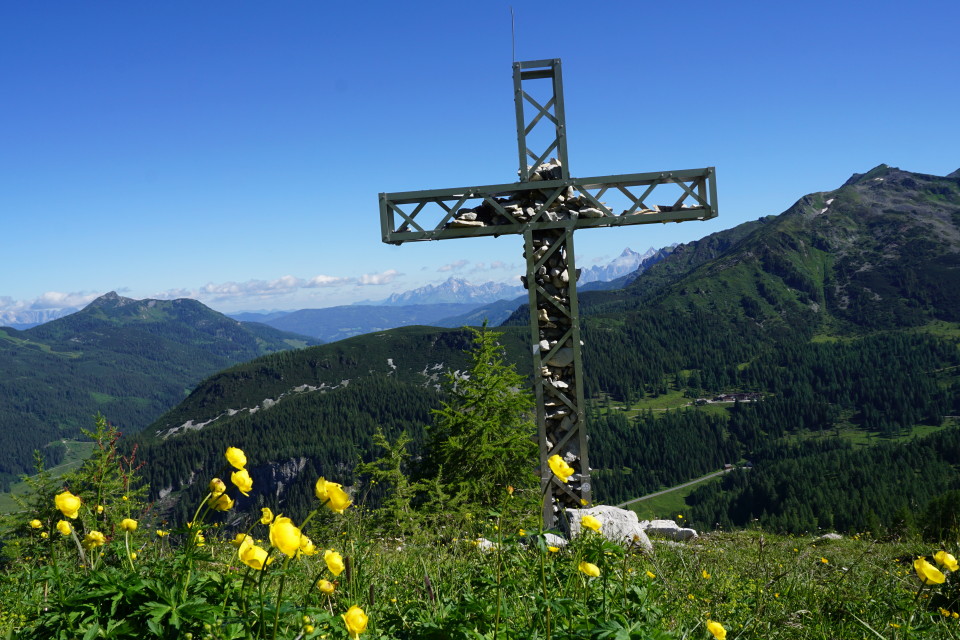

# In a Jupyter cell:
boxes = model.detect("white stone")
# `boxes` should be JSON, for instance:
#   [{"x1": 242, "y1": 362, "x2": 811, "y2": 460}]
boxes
[
  {"x1": 641, "y1": 519, "x2": 700, "y2": 541},
  {"x1": 566, "y1": 506, "x2": 653, "y2": 552}
]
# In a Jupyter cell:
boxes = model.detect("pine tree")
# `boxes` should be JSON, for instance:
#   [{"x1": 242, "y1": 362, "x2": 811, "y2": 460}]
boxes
[{"x1": 425, "y1": 324, "x2": 537, "y2": 512}]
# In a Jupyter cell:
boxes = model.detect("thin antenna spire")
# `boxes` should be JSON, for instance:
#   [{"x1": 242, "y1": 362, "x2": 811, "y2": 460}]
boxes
[{"x1": 510, "y1": 7, "x2": 516, "y2": 63}]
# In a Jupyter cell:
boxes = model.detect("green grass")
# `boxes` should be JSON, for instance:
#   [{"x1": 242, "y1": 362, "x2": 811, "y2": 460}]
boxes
[
  {"x1": 623, "y1": 473, "x2": 725, "y2": 521},
  {"x1": 789, "y1": 421, "x2": 956, "y2": 448}
]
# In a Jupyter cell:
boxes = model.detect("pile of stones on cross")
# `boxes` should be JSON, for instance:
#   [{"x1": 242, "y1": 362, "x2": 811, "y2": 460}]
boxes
[{"x1": 446, "y1": 159, "x2": 608, "y2": 230}]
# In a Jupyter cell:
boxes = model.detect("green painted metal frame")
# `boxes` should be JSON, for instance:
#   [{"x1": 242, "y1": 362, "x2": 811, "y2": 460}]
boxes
[
  {"x1": 377, "y1": 57, "x2": 718, "y2": 528},
  {"x1": 379, "y1": 168, "x2": 717, "y2": 245}
]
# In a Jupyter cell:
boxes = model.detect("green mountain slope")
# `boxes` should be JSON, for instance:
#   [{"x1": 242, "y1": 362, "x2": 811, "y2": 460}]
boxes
[
  {"x1": 133, "y1": 166, "x2": 960, "y2": 531},
  {"x1": 0, "y1": 293, "x2": 318, "y2": 484}
]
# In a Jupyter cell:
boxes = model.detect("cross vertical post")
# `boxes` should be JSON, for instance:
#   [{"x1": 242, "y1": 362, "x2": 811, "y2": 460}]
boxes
[{"x1": 378, "y1": 59, "x2": 718, "y2": 528}]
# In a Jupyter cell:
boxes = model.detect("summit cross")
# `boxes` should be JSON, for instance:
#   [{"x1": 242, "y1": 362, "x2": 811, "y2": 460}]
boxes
[{"x1": 378, "y1": 59, "x2": 718, "y2": 527}]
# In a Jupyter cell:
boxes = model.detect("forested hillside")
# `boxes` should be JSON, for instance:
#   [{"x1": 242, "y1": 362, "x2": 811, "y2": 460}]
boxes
[
  {"x1": 131, "y1": 166, "x2": 960, "y2": 534},
  {"x1": 0, "y1": 292, "x2": 317, "y2": 485}
]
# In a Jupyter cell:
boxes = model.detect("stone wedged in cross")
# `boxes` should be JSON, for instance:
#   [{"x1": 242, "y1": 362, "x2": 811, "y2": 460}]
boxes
[{"x1": 378, "y1": 58, "x2": 718, "y2": 527}]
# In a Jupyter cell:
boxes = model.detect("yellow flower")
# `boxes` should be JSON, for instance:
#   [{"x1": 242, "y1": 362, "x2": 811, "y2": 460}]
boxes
[
  {"x1": 232, "y1": 533, "x2": 253, "y2": 549},
  {"x1": 56, "y1": 520, "x2": 72, "y2": 536},
  {"x1": 315, "y1": 478, "x2": 352, "y2": 514},
  {"x1": 96, "y1": 505, "x2": 104, "y2": 514},
  {"x1": 317, "y1": 579, "x2": 336, "y2": 595},
  {"x1": 547, "y1": 454, "x2": 574, "y2": 483},
  {"x1": 41, "y1": 532, "x2": 48, "y2": 539},
  {"x1": 820, "y1": 557, "x2": 828, "y2": 564},
  {"x1": 915, "y1": 557, "x2": 946, "y2": 585},
  {"x1": 55, "y1": 491, "x2": 81, "y2": 519},
  {"x1": 702, "y1": 569, "x2": 711, "y2": 579},
  {"x1": 260, "y1": 507, "x2": 274, "y2": 525},
  {"x1": 578, "y1": 561, "x2": 600, "y2": 577},
  {"x1": 934, "y1": 550, "x2": 959, "y2": 572},
  {"x1": 305, "y1": 625, "x2": 314, "y2": 633},
  {"x1": 225, "y1": 447, "x2": 247, "y2": 470},
  {"x1": 518, "y1": 529, "x2": 526, "y2": 536},
  {"x1": 547, "y1": 546, "x2": 560, "y2": 553},
  {"x1": 239, "y1": 544, "x2": 272, "y2": 570},
  {"x1": 341, "y1": 604, "x2": 368, "y2": 639},
  {"x1": 120, "y1": 518, "x2": 138, "y2": 532},
  {"x1": 581, "y1": 515, "x2": 602, "y2": 533},
  {"x1": 156, "y1": 529, "x2": 168, "y2": 537},
  {"x1": 231, "y1": 468, "x2": 253, "y2": 496},
  {"x1": 209, "y1": 478, "x2": 226, "y2": 495},
  {"x1": 706, "y1": 620, "x2": 727, "y2": 640},
  {"x1": 208, "y1": 493, "x2": 234, "y2": 511},
  {"x1": 269, "y1": 516, "x2": 303, "y2": 557},
  {"x1": 82, "y1": 530, "x2": 106, "y2": 550},
  {"x1": 646, "y1": 570, "x2": 656, "y2": 579},
  {"x1": 325, "y1": 549, "x2": 345, "y2": 576},
  {"x1": 29, "y1": 519, "x2": 42, "y2": 529},
  {"x1": 300, "y1": 535, "x2": 318, "y2": 556}
]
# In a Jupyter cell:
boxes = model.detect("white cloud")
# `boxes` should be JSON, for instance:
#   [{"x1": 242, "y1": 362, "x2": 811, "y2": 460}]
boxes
[
  {"x1": 438, "y1": 260, "x2": 469, "y2": 272},
  {"x1": 357, "y1": 269, "x2": 400, "y2": 286},
  {"x1": 306, "y1": 275, "x2": 352, "y2": 288},
  {"x1": 23, "y1": 291, "x2": 102, "y2": 310}
]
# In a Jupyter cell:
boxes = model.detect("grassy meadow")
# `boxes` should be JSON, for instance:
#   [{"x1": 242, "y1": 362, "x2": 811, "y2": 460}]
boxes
[{"x1": 2, "y1": 419, "x2": 959, "y2": 639}]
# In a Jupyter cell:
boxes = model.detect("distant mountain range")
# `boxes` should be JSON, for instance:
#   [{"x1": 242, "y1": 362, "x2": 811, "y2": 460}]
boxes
[
  {"x1": 370, "y1": 277, "x2": 525, "y2": 306},
  {"x1": 0, "y1": 307, "x2": 82, "y2": 330},
  {"x1": 129, "y1": 164, "x2": 960, "y2": 526},
  {"x1": 0, "y1": 292, "x2": 318, "y2": 484},
  {"x1": 226, "y1": 250, "x2": 662, "y2": 341}
]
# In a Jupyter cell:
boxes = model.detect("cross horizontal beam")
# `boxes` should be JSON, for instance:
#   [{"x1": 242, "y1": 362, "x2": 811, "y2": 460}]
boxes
[{"x1": 380, "y1": 167, "x2": 717, "y2": 245}]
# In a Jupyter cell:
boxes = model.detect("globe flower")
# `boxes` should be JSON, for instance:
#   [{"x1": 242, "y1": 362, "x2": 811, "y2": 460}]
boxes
[
  {"x1": 209, "y1": 478, "x2": 226, "y2": 496},
  {"x1": 325, "y1": 549, "x2": 345, "y2": 576},
  {"x1": 706, "y1": 620, "x2": 727, "y2": 640},
  {"x1": 239, "y1": 544, "x2": 272, "y2": 570},
  {"x1": 581, "y1": 515, "x2": 602, "y2": 532},
  {"x1": 231, "y1": 533, "x2": 253, "y2": 549},
  {"x1": 96, "y1": 505, "x2": 104, "y2": 514},
  {"x1": 82, "y1": 530, "x2": 106, "y2": 550},
  {"x1": 208, "y1": 493, "x2": 234, "y2": 511},
  {"x1": 547, "y1": 546, "x2": 560, "y2": 553},
  {"x1": 934, "y1": 550, "x2": 959, "y2": 572},
  {"x1": 231, "y1": 468, "x2": 253, "y2": 496},
  {"x1": 269, "y1": 516, "x2": 303, "y2": 557},
  {"x1": 156, "y1": 529, "x2": 168, "y2": 537},
  {"x1": 578, "y1": 561, "x2": 600, "y2": 577},
  {"x1": 341, "y1": 605, "x2": 368, "y2": 640},
  {"x1": 29, "y1": 519, "x2": 42, "y2": 529},
  {"x1": 547, "y1": 454, "x2": 574, "y2": 483},
  {"x1": 300, "y1": 535, "x2": 318, "y2": 556},
  {"x1": 120, "y1": 518, "x2": 138, "y2": 532},
  {"x1": 41, "y1": 532, "x2": 48, "y2": 539},
  {"x1": 315, "y1": 478, "x2": 352, "y2": 514},
  {"x1": 55, "y1": 491, "x2": 81, "y2": 519},
  {"x1": 56, "y1": 520, "x2": 72, "y2": 536},
  {"x1": 260, "y1": 507, "x2": 274, "y2": 525},
  {"x1": 914, "y1": 556, "x2": 946, "y2": 585},
  {"x1": 225, "y1": 447, "x2": 247, "y2": 470},
  {"x1": 317, "y1": 579, "x2": 336, "y2": 595}
]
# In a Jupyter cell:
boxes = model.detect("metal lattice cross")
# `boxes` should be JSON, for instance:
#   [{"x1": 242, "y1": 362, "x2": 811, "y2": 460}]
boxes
[{"x1": 379, "y1": 58, "x2": 718, "y2": 527}]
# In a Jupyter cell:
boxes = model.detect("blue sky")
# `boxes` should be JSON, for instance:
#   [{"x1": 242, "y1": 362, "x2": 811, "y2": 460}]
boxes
[{"x1": 2, "y1": 0, "x2": 958, "y2": 314}]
